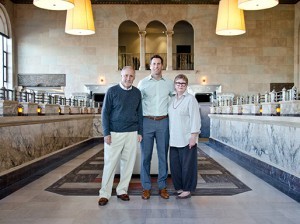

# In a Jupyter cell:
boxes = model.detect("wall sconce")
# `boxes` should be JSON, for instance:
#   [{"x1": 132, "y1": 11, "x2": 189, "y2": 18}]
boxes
[
  {"x1": 33, "y1": 0, "x2": 74, "y2": 10},
  {"x1": 216, "y1": 0, "x2": 246, "y2": 36},
  {"x1": 65, "y1": 0, "x2": 95, "y2": 35},
  {"x1": 238, "y1": 0, "x2": 278, "y2": 10},
  {"x1": 99, "y1": 76, "x2": 106, "y2": 85},
  {"x1": 202, "y1": 77, "x2": 206, "y2": 84}
]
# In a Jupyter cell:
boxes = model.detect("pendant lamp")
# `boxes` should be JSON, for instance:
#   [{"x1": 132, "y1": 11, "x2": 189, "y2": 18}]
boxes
[
  {"x1": 65, "y1": 0, "x2": 95, "y2": 35},
  {"x1": 216, "y1": 0, "x2": 246, "y2": 36},
  {"x1": 33, "y1": 0, "x2": 74, "y2": 11},
  {"x1": 238, "y1": 0, "x2": 279, "y2": 10}
]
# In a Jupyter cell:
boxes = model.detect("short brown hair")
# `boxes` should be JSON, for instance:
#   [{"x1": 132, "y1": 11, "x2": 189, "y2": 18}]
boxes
[{"x1": 150, "y1": 55, "x2": 163, "y2": 65}]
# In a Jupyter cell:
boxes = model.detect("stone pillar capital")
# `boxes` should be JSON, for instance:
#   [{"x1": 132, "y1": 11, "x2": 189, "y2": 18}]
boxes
[
  {"x1": 165, "y1": 30, "x2": 174, "y2": 36},
  {"x1": 138, "y1": 30, "x2": 147, "y2": 36}
]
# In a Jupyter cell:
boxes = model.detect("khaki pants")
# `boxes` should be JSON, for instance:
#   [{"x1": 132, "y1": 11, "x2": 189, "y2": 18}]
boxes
[{"x1": 99, "y1": 131, "x2": 138, "y2": 199}]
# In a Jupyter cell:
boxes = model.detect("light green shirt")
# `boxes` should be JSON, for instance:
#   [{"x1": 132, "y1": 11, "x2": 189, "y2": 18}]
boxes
[{"x1": 138, "y1": 75, "x2": 174, "y2": 116}]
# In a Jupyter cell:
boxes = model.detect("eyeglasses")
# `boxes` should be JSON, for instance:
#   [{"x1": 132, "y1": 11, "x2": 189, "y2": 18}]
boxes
[{"x1": 175, "y1": 82, "x2": 187, "y2": 86}]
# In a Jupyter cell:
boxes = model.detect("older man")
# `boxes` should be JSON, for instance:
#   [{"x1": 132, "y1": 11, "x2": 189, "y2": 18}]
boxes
[{"x1": 98, "y1": 66, "x2": 143, "y2": 206}]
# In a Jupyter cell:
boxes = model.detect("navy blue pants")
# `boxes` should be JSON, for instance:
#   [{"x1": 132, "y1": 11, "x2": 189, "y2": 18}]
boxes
[{"x1": 170, "y1": 144, "x2": 198, "y2": 192}]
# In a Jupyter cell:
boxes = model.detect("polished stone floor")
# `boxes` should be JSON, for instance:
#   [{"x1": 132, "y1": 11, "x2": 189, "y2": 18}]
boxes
[{"x1": 0, "y1": 142, "x2": 299, "y2": 224}]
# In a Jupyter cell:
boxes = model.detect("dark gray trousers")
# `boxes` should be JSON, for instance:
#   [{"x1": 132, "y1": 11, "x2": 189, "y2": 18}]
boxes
[{"x1": 170, "y1": 144, "x2": 198, "y2": 192}]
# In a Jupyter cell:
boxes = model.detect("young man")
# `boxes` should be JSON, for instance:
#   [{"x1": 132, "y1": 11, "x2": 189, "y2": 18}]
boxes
[{"x1": 138, "y1": 55, "x2": 174, "y2": 200}]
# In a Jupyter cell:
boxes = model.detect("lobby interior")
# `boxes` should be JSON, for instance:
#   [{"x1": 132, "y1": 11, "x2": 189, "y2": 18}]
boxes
[{"x1": 1, "y1": 0, "x2": 300, "y2": 223}]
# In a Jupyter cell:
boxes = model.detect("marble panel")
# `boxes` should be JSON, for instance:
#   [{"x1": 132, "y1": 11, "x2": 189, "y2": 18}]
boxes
[
  {"x1": 70, "y1": 106, "x2": 81, "y2": 114},
  {"x1": 38, "y1": 104, "x2": 60, "y2": 115},
  {"x1": 0, "y1": 100, "x2": 18, "y2": 117},
  {"x1": 251, "y1": 104, "x2": 261, "y2": 115},
  {"x1": 242, "y1": 104, "x2": 252, "y2": 115},
  {"x1": 210, "y1": 106, "x2": 216, "y2": 114},
  {"x1": 209, "y1": 114, "x2": 300, "y2": 177},
  {"x1": 232, "y1": 105, "x2": 242, "y2": 115},
  {"x1": 19, "y1": 102, "x2": 38, "y2": 116},
  {"x1": 87, "y1": 107, "x2": 95, "y2": 114},
  {"x1": 261, "y1": 102, "x2": 278, "y2": 116},
  {"x1": 81, "y1": 107, "x2": 88, "y2": 114},
  {"x1": 59, "y1": 105, "x2": 70, "y2": 115},
  {"x1": 93, "y1": 115, "x2": 102, "y2": 137},
  {"x1": 280, "y1": 100, "x2": 300, "y2": 116},
  {"x1": 222, "y1": 106, "x2": 233, "y2": 114},
  {"x1": 0, "y1": 115, "x2": 97, "y2": 172}
]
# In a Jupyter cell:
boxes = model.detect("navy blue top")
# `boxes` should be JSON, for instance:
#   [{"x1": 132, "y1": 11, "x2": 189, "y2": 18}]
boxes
[{"x1": 101, "y1": 84, "x2": 143, "y2": 137}]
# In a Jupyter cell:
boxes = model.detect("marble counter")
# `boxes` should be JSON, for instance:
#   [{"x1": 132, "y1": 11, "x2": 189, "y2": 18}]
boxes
[
  {"x1": 209, "y1": 114, "x2": 300, "y2": 202},
  {"x1": 0, "y1": 115, "x2": 102, "y2": 172},
  {"x1": 209, "y1": 114, "x2": 300, "y2": 177}
]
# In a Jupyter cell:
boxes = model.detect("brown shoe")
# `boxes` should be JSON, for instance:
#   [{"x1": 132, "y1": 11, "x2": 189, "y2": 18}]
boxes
[
  {"x1": 142, "y1": 189, "x2": 151, "y2": 200},
  {"x1": 98, "y1": 197, "x2": 108, "y2": 206},
  {"x1": 117, "y1": 194, "x2": 130, "y2": 201},
  {"x1": 159, "y1": 188, "x2": 169, "y2": 199}
]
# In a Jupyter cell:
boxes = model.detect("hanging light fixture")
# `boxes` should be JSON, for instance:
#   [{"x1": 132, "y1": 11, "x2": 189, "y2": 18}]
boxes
[
  {"x1": 33, "y1": 0, "x2": 74, "y2": 11},
  {"x1": 238, "y1": 0, "x2": 279, "y2": 10},
  {"x1": 216, "y1": 0, "x2": 246, "y2": 36},
  {"x1": 65, "y1": 0, "x2": 95, "y2": 35}
]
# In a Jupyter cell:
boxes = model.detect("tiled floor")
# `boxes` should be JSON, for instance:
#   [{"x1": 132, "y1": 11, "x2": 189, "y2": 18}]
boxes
[{"x1": 0, "y1": 142, "x2": 299, "y2": 224}]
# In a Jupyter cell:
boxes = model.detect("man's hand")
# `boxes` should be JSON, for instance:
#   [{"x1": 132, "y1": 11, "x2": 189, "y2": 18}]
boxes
[
  {"x1": 104, "y1": 135, "x2": 112, "y2": 145},
  {"x1": 138, "y1": 134, "x2": 143, "y2": 142}
]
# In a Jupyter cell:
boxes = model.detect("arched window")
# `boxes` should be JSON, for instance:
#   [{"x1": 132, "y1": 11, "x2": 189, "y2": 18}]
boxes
[
  {"x1": 0, "y1": 5, "x2": 12, "y2": 89},
  {"x1": 118, "y1": 20, "x2": 140, "y2": 70},
  {"x1": 173, "y1": 21, "x2": 194, "y2": 70},
  {"x1": 145, "y1": 21, "x2": 167, "y2": 70}
]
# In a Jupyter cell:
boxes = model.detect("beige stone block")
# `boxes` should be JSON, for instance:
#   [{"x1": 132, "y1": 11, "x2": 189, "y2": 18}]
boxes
[
  {"x1": 272, "y1": 38, "x2": 287, "y2": 47},
  {"x1": 199, "y1": 47, "x2": 217, "y2": 56}
]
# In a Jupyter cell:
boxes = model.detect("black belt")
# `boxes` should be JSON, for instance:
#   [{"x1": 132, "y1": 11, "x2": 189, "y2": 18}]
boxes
[{"x1": 144, "y1": 115, "x2": 168, "y2": 121}]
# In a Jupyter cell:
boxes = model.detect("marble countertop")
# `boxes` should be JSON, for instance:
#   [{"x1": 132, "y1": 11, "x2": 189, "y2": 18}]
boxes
[{"x1": 208, "y1": 114, "x2": 300, "y2": 128}]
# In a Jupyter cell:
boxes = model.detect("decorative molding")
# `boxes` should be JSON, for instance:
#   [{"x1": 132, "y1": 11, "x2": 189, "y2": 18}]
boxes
[{"x1": 10, "y1": 0, "x2": 299, "y2": 5}]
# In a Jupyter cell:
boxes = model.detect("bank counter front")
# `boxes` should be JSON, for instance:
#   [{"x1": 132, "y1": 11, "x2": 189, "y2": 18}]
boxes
[{"x1": 208, "y1": 114, "x2": 300, "y2": 202}]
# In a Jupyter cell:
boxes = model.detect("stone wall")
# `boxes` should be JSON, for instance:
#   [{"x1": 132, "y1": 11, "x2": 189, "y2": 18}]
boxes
[{"x1": 11, "y1": 4, "x2": 295, "y2": 97}]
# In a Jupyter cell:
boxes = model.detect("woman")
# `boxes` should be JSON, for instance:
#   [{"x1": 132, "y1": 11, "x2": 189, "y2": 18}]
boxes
[{"x1": 168, "y1": 74, "x2": 201, "y2": 199}]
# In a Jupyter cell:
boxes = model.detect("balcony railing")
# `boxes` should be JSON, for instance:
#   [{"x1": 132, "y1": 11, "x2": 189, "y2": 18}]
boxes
[
  {"x1": 173, "y1": 53, "x2": 194, "y2": 70},
  {"x1": 118, "y1": 53, "x2": 194, "y2": 70},
  {"x1": 118, "y1": 53, "x2": 140, "y2": 70}
]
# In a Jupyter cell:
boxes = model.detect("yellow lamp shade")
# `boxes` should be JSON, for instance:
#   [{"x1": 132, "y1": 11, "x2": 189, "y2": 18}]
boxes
[
  {"x1": 65, "y1": 0, "x2": 95, "y2": 35},
  {"x1": 216, "y1": 0, "x2": 246, "y2": 36},
  {"x1": 33, "y1": 0, "x2": 74, "y2": 11},
  {"x1": 238, "y1": 0, "x2": 279, "y2": 10}
]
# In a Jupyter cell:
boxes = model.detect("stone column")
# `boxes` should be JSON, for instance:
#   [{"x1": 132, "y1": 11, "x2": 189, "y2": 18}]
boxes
[
  {"x1": 138, "y1": 31, "x2": 146, "y2": 71},
  {"x1": 166, "y1": 30, "x2": 174, "y2": 71}
]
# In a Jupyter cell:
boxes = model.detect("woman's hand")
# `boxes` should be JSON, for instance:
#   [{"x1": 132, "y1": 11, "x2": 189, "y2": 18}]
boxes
[{"x1": 189, "y1": 133, "x2": 198, "y2": 149}]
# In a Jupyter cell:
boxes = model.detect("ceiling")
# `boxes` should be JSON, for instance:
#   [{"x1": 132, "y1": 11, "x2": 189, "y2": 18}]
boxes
[{"x1": 9, "y1": 0, "x2": 300, "y2": 5}]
